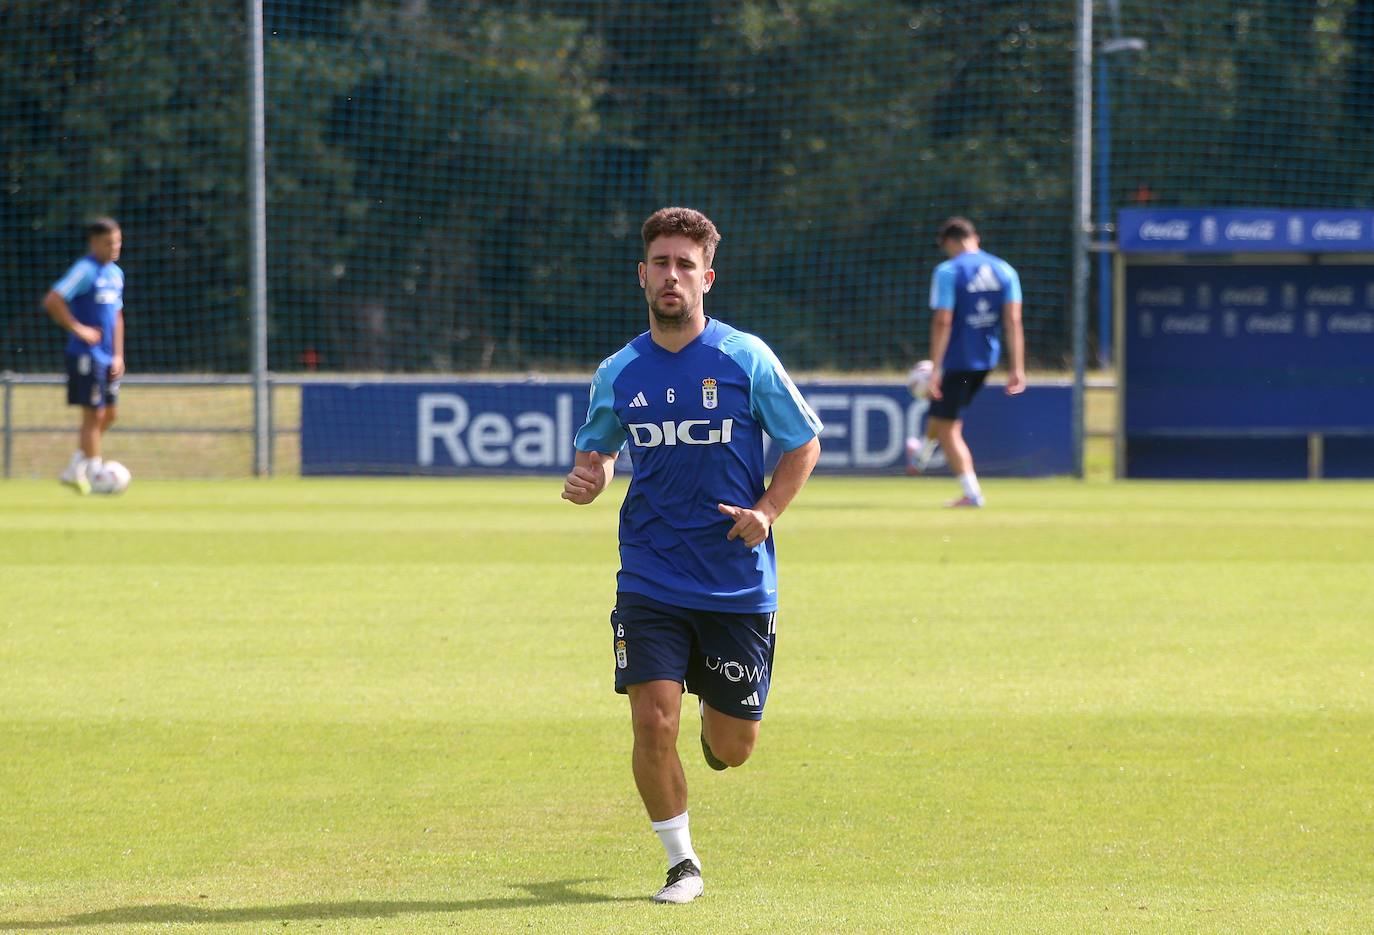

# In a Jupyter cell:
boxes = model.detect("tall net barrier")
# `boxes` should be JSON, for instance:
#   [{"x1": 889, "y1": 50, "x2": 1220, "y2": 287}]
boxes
[
  {"x1": 0, "y1": 0, "x2": 253, "y2": 476},
  {"x1": 6, "y1": 1, "x2": 1374, "y2": 475},
  {"x1": 264, "y1": 1, "x2": 1079, "y2": 375},
  {"x1": 1110, "y1": 1, "x2": 1374, "y2": 214}
]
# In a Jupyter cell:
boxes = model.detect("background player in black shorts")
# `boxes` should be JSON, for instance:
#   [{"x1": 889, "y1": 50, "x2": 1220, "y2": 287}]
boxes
[
  {"x1": 914, "y1": 217, "x2": 1025, "y2": 507},
  {"x1": 43, "y1": 218, "x2": 125, "y2": 495}
]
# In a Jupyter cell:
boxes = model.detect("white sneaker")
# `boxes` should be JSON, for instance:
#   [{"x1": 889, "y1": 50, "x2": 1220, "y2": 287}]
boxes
[
  {"x1": 652, "y1": 859, "x2": 703, "y2": 904},
  {"x1": 945, "y1": 494, "x2": 984, "y2": 508},
  {"x1": 60, "y1": 457, "x2": 91, "y2": 495},
  {"x1": 59, "y1": 451, "x2": 81, "y2": 483}
]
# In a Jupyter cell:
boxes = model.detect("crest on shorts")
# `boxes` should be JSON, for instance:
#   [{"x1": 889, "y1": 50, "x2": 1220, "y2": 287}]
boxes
[{"x1": 701, "y1": 377, "x2": 718, "y2": 410}]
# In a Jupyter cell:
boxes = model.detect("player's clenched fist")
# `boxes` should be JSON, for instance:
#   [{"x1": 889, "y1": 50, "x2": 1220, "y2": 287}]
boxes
[
  {"x1": 717, "y1": 502, "x2": 772, "y2": 548},
  {"x1": 562, "y1": 450, "x2": 610, "y2": 504}
]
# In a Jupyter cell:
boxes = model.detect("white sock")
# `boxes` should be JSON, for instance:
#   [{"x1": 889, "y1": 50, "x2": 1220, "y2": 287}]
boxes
[
  {"x1": 67, "y1": 450, "x2": 84, "y2": 469},
  {"x1": 87, "y1": 456, "x2": 103, "y2": 474},
  {"x1": 959, "y1": 471, "x2": 982, "y2": 500},
  {"x1": 917, "y1": 437, "x2": 939, "y2": 467},
  {"x1": 651, "y1": 811, "x2": 698, "y2": 869}
]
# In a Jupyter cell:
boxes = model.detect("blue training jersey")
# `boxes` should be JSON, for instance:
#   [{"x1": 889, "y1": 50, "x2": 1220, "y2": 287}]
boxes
[
  {"x1": 928, "y1": 250, "x2": 1021, "y2": 372},
  {"x1": 574, "y1": 318, "x2": 822, "y2": 613},
  {"x1": 52, "y1": 256, "x2": 124, "y2": 366}
]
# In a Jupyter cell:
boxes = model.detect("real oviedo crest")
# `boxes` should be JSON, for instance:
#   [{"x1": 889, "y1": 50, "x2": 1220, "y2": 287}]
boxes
[{"x1": 701, "y1": 377, "x2": 718, "y2": 410}]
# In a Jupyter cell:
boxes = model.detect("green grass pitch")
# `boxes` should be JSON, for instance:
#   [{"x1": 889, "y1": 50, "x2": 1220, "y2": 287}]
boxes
[{"x1": 2, "y1": 477, "x2": 1372, "y2": 933}]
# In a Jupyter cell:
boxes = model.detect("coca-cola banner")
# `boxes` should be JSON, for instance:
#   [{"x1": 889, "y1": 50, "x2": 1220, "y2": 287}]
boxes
[
  {"x1": 1119, "y1": 209, "x2": 1374, "y2": 253},
  {"x1": 1121, "y1": 262, "x2": 1374, "y2": 478}
]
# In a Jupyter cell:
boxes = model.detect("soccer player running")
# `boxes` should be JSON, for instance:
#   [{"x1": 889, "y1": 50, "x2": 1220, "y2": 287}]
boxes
[
  {"x1": 908, "y1": 217, "x2": 1025, "y2": 507},
  {"x1": 563, "y1": 207, "x2": 822, "y2": 904},
  {"x1": 43, "y1": 218, "x2": 125, "y2": 495}
]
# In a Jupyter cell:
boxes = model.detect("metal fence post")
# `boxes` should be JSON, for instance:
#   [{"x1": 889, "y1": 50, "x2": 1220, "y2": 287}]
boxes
[
  {"x1": 1071, "y1": 0, "x2": 1094, "y2": 479},
  {"x1": 3, "y1": 373, "x2": 12, "y2": 479},
  {"x1": 247, "y1": 0, "x2": 270, "y2": 476},
  {"x1": 266, "y1": 374, "x2": 275, "y2": 477}
]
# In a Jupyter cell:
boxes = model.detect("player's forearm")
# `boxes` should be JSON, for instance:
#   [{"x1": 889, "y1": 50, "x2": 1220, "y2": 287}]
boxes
[
  {"x1": 114, "y1": 312, "x2": 125, "y2": 358},
  {"x1": 42, "y1": 292, "x2": 78, "y2": 332},
  {"x1": 929, "y1": 312, "x2": 952, "y2": 369},
  {"x1": 1003, "y1": 303, "x2": 1025, "y2": 373},
  {"x1": 1006, "y1": 330, "x2": 1025, "y2": 374},
  {"x1": 757, "y1": 437, "x2": 820, "y2": 522}
]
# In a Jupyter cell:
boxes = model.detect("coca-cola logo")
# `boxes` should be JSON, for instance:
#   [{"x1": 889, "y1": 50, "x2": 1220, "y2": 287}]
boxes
[
  {"x1": 1135, "y1": 288, "x2": 1185, "y2": 307},
  {"x1": 1312, "y1": 220, "x2": 1363, "y2": 241},
  {"x1": 1224, "y1": 220, "x2": 1276, "y2": 241},
  {"x1": 1305, "y1": 286, "x2": 1354, "y2": 306},
  {"x1": 1161, "y1": 314, "x2": 1210, "y2": 334},
  {"x1": 1245, "y1": 314, "x2": 1294, "y2": 334},
  {"x1": 1219, "y1": 287, "x2": 1269, "y2": 307},
  {"x1": 1328, "y1": 313, "x2": 1374, "y2": 333},
  {"x1": 1139, "y1": 220, "x2": 1190, "y2": 241}
]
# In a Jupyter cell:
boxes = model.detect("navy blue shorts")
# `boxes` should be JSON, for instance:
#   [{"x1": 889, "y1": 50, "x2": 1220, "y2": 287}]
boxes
[
  {"x1": 611, "y1": 591, "x2": 777, "y2": 721},
  {"x1": 928, "y1": 369, "x2": 988, "y2": 421},
  {"x1": 66, "y1": 353, "x2": 118, "y2": 408}
]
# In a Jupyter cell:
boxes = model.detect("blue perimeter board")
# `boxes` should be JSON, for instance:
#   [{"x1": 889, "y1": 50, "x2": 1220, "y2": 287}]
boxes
[
  {"x1": 1119, "y1": 209, "x2": 1374, "y2": 477},
  {"x1": 300, "y1": 380, "x2": 1074, "y2": 477}
]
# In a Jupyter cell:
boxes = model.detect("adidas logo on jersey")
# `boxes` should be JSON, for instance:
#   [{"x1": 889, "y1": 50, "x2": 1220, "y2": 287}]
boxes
[
  {"x1": 740, "y1": 692, "x2": 760, "y2": 706},
  {"x1": 965, "y1": 264, "x2": 1002, "y2": 294},
  {"x1": 627, "y1": 392, "x2": 649, "y2": 408}
]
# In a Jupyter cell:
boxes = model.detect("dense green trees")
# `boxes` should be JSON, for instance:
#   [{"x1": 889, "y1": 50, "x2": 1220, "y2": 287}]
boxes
[{"x1": 5, "y1": 0, "x2": 1374, "y2": 372}]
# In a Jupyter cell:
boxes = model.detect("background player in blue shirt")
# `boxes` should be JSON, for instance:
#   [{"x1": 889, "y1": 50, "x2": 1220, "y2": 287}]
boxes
[
  {"x1": 912, "y1": 216, "x2": 1025, "y2": 507},
  {"x1": 563, "y1": 207, "x2": 822, "y2": 904},
  {"x1": 42, "y1": 218, "x2": 126, "y2": 495}
]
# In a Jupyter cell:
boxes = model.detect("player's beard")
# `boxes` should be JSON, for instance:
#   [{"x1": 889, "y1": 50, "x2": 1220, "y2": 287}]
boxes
[{"x1": 650, "y1": 293, "x2": 699, "y2": 328}]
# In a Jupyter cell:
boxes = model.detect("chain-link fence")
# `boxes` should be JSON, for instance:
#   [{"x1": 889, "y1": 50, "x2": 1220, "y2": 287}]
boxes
[{"x1": 5, "y1": 1, "x2": 1374, "y2": 474}]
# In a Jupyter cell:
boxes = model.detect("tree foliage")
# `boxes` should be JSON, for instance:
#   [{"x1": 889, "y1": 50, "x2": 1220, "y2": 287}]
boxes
[{"x1": 5, "y1": 0, "x2": 1374, "y2": 372}]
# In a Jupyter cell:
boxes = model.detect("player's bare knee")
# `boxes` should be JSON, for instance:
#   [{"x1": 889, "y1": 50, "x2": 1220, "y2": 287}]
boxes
[
  {"x1": 631, "y1": 704, "x2": 679, "y2": 750},
  {"x1": 101, "y1": 408, "x2": 117, "y2": 429},
  {"x1": 633, "y1": 718, "x2": 678, "y2": 754}
]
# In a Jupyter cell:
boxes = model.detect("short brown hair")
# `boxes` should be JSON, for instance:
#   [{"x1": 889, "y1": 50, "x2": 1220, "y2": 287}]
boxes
[
  {"x1": 86, "y1": 217, "x2": 120, "y2": 238},
  {"x1": 937, "y1": 216, "x2": 977, "y2": 245},
  {"x1": 641, "y1": 207, "x2": 721, "y2": 266}
]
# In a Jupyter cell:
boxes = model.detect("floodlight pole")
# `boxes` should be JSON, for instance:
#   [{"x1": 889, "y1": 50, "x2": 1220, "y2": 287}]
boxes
[
  {"x1": 247, "y1": 0, "x2": 271, "y2": 476},
  {"x1": 1071, "y1": 0, "x2": 1093, "y2": 479},
  {"x1": 1097, "y1": 34, "x2": 1148, "y2": 367},
  {"x1": 1096, "y1": 51, "x2": 1112, "y2": 367}
]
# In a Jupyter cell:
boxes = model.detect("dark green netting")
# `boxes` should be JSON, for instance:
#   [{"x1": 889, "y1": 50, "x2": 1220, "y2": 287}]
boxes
[{"x1": 6, "y1": 1, "x2": 1374, "y2": 375}]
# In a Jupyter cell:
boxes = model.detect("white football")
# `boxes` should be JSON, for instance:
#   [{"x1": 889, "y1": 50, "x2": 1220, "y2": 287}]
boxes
[
  {"x1": 906, "y1": 359, "x2": 935, "y2": 399},
  {"x1": 91, "y1": 460, "x2": 132, "y2": 495}
]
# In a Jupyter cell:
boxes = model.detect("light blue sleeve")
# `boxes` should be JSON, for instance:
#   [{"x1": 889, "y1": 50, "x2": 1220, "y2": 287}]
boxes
[
  {"x1": 573, "y1": 347, "x2": 637, "y2": 454},
  {"x1": 929, "y1": 262, "x2": 956, "y2": 310},
  {"x1": 721, "y1": 333, "x2": 823, "y2": 452},
  {"x1": 995, "y1": 259, "x2": 1022, "y2": 303},
  {"x1": 52, "y1": 259, "x2": 96, "y2": 300}
]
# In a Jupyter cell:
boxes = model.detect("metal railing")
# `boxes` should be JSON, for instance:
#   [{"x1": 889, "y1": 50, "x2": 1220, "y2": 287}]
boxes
[
  {"x1": 0, "y1": 372, "x2": 271, "y2": 479},
  {"x1": 3, "y1": 371, "x2": 1123, "y2": 479}
]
